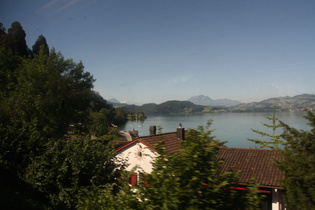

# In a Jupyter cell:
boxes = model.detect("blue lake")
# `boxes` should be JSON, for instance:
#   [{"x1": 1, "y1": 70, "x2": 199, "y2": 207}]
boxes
[{"x1": 120, "y1": 112, "x2": 311, "y2": 148}]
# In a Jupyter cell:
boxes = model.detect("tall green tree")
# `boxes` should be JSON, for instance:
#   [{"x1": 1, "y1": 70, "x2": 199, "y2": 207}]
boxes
[
  {"x1": 7, "y1": 21, "x2": 29, "y2": 56},
  {"x1": 249, "y1": 110, "x2": 315, "y2": 209},
  {"x1": 276, "y1": 111, "x2": 315, "y2": 209},
  {"x1": 0, "y1": 46, "x2": 95, "y2": 178},
  {"x1": 32, "y1": 34, "x2": 49, "y2": 55},
  {"x1": 0, "y1": 21, "x2": 128, "y2": 209},
  {"x1": 0, "y1": 22, "x2": 6, "y2": 43},
  {"x1": 248, "y1": 110, "x2": 284, "y2": 149}
]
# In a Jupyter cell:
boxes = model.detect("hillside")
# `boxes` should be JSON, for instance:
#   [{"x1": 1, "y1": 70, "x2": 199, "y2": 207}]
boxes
[
  {"x1": 120, "y1": 94, "x2": 315, "y2": 114},
  {"x1": 231, "y1": 94, "x2": 315, "y2": 112},
  {"x1": 122, "y1": 101, "x2": 207, "y2": 115}
]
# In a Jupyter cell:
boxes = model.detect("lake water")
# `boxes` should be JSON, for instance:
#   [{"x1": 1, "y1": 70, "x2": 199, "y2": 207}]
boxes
[{"x1": 120, "y1": 112, "x2": 311, "y2": 148}]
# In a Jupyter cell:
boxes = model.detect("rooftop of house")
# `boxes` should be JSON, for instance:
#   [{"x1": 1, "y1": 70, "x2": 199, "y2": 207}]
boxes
[
  {"x1": 218, "y1": 147, "x2": 283, "y2": 188},
  {"x1": 115, "y1": 126, "x2": 283, "y2": 188},
  {"x1": 139, "y1": 131, "x2": 182, "y2": 154}
]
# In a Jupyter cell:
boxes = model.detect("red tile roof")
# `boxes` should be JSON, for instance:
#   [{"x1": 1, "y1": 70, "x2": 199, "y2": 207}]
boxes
[
  {"x1": 218, "y1": 148, "x2": 283, "y2": 188},
  {"x1": 140, "y1": 132, "x2": 181, "y2": 154},
  {"x1": 114, "y1": 132, "x2": 182, "y2": 154}
]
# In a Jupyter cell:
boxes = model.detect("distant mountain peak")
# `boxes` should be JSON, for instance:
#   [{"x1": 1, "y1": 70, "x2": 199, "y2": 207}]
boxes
[
  {"x1": 108, "y1": 98, "x2": 121, "y2": 104},
  {"x1": 188, "y1": 95, "x2": 241, "y2": 107}
]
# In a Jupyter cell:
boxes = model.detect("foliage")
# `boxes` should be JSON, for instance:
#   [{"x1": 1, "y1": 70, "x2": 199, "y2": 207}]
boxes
[
  {"x1": 77, "y1": 171, "x2": 141, "y2": 210},
  {"x1": 114, "y1": 107, "x2": 128, "y2": 124},
  {"x1": 32, "y1": 34, "x2": 49, "y2": 55},
  {"x1": 0, "y1": 21, "x2": 128, "y2": 208},
  {"x1": 0, "y1": 47, "x2": 96, "y2": 176},
  {"x1": 25, "y1": 136, "x2": 119, "y2": 208},
  {"x1": 127, "y1": 111, "x2": 147, "y2": 120},
  {"x1": 88, "y1": 108, "x2": 114, "y2": 137},
  {"x1": 248, "y1": 109, "x2": 285, "y2": 149},
  {"x1": 0, "y1": 47, "x2": 21, "y2": 92},
  {"x1": 249, "y1": 110, "x2": 315, "y2": 209},
  {"x1": 276, "y1": 110, "x2": 315, "y2": 209},
  {"x1": 5, "y1": 21, "x2": 29, "y2": 56}
]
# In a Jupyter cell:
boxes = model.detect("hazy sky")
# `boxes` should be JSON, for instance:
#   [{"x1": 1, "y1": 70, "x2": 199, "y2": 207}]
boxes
[{"x1": 1, "y1": 0, "x2": 315, "y2": 104}]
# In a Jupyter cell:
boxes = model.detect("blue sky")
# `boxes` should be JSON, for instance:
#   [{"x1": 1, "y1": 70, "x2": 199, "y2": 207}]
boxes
[{"x1": 1, "y1": 0, "x2": 315, "y2": 104}]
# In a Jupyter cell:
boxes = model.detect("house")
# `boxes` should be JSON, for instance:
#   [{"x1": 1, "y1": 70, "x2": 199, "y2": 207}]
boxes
[{"x1": 115, "y1": 125, "x2": 286, "y2": 210}]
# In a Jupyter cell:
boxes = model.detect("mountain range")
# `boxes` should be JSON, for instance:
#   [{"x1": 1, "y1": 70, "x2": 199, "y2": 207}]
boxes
[
  {"x1": 109, "y1": 94, "x2": 315, "y2": 114},
  {"x1": 188, "y1": 95, "x2": 242, "y2": 107},
  {"x1": 108, "y1": 95, "x2": 242, "y2": 107},
  {"x1": 230, "y1": 94, "x2": 315, "y2": 112}
]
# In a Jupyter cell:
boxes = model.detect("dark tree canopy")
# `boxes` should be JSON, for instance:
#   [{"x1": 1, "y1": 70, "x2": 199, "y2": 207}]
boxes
[
  {"x1": 7, "y1": 21, "x2": 28, "y2": 56},
  {"x1": 0, "y1": 21, "x2": 128, "y2": 209},
  {"x1": 0, "y1": 23, "x2": 6, "y2": 45},
  {"x1": 32, "y1": 34, "x2": 49, "y2": 55},
  {"x1": 0, "y1": 22, "x2": 6, "y2": 37}
]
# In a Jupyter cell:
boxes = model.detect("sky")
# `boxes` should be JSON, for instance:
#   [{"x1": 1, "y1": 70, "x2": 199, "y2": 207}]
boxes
[{"x1": 1, "y1": 0, "x2": 315, "y2": 104}]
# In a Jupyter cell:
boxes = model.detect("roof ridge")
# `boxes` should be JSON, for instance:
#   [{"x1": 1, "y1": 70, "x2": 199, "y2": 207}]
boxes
[
  {"x1": 221, "y1": 147, "x2": 277, "y2": 151},
  {"x1": 139, "y1": 131, "x2": 177, "y2": 138},
  {"x1": 114, "y1": 139, "x2": 157, "y2": 153}
]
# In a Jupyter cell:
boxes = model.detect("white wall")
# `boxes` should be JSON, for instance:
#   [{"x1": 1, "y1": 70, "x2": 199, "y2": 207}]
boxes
[{"x1": 116, "y1": 141, "x2": 157, "y2": 174}]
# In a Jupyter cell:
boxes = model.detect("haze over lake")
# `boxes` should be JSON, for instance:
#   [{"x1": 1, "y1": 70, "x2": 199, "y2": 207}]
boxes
[{"x1": 120, "y1": 112, "x2": 310, "y2": 148}]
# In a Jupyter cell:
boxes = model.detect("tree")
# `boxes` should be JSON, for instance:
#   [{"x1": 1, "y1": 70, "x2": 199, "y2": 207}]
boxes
[
  {"x1": 114, "y1": 107, "x2": 128, "y2": 125},
  {"x1": 249, "y1": 110, "x2": 315, "y2": 209},
  {"x1": 0, "y1": 46, "x2": 21, "y2": 92},
  {"x1": 0, "y1": 22, "x2": 6, "y2": 43},
  {"x1": 276, "y1": 111, "x2": 315, "y2": 209},
  {"x1": 248, "y1": 109, "x2": 284, "y2": 149},
  {"x1": 0, "y1": 46, "x2": 96, "y2": 180},
  {"x1": 88, "y1": 108, "x2": 113, "y2": 137},
  {"x1": 7, "y1": 21, "x2": 29, "y2": 56},
  {"x1": 32, "y1": 34, "x2": 49, "y2": 55},
  {"x1": 0, "y1": 21, "x2": 128, "y2": 208},
  {"x1": 25, "y1": 136, "x2": 120, "y2": 208}
]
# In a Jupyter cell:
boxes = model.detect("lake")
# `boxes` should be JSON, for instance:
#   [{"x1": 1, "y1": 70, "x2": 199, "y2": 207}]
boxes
[{"x1": 120, "y1": 112, "x2": 311, "y2": 148}]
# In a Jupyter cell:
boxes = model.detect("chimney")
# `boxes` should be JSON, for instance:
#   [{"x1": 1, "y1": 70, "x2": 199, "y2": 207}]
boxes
[
  {"x1": 129, "y1": 130, "x2": 139, "y2": 140},
  {"x1": 177, "y1": 123, "x2": 185, "y2": 140},
  {"x1": 149, "y1": 126, "x2": 157, "y2": 135}
]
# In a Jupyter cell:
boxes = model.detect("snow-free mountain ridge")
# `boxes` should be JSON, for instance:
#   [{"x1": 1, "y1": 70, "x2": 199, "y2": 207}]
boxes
[
  {"x1": 108, "y1": 98, "x2": 121, "y2": 104},
  {"x1": 188, "y1": 95, "x2": 242, "y2": 107}
]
